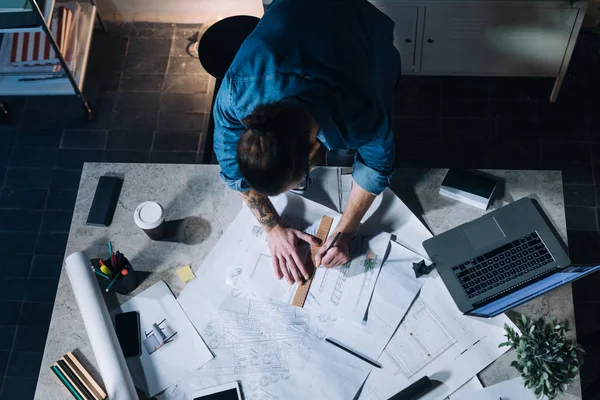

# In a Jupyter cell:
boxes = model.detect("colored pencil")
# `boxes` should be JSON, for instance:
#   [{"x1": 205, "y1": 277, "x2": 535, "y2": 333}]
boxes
[
  {"x1": 64, "y1": 352, "x2": 106, "y2": 400},
  {"x1": 51, "y1": 364, "x2": 84, "y2": 400},
  {"x1": 105, "y1": 269, "x2": 123, "y2": 292},
  {"x1": 92, "y1": 268, "x2": 111, "y2": 280},
  {"x1": 58, "y1": 359, "x2": 95, "y2": 400},
  {"x1": 56, "y1": 361, "x2": 91, "y2": 400}
]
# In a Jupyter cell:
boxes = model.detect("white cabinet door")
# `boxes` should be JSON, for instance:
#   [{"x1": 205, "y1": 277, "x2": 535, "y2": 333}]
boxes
[
  {"x1": 372, "y1": 4, "x2": 419, "y2": 73},
  {"x1": 421, "y1": 6, "x2": 578, "y2": 76}
]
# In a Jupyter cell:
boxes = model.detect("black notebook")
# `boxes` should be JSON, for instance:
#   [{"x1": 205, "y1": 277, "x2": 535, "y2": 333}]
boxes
[{"x1": 440, "y1": 169, "x2": 499, "y2": 210}]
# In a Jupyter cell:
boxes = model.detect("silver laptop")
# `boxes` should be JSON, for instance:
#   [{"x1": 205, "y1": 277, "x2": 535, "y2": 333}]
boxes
[{"x1": 423, "y1": 198, "x2": 586, "y2": 317}]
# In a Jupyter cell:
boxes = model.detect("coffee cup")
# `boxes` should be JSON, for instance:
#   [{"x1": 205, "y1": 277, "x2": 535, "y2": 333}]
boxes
[{"x1": 134, "y1": 201, "x2": 167, "y2": 240}]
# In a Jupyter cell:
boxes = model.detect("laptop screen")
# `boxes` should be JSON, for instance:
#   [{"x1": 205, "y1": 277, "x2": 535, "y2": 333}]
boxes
[{"x1": 468, "y1": 265, "x2": 600, "y2": 317}]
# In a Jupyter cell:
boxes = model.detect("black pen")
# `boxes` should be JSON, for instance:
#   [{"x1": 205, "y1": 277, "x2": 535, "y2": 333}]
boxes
[
  {"x1": 325, "y1": 232, "x2": 342, "y2": 252},
  {"x1": 325, "y1": 338, "x2": 381, "y2": 368}
]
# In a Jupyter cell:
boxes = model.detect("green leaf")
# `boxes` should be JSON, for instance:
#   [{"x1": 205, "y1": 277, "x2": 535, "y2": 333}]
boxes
[
  {"x1": 572, "y1": 366, "x2": 579, "y2": 373},
  {"x1": 522, "y1": 314, "x2": 528, "y2": 326},
  {"x1": 542, "y1": 372, "x2": 549, "y2": 381},
  {"x1": 524, "y1": 366, "x2": 529, "y2": 374},
  {"x1": 543, "y1": 363, "x2": 551, "y2": 373},
  {"x1": 560, "y1": 383, "x2": 568, "y2": 392}
]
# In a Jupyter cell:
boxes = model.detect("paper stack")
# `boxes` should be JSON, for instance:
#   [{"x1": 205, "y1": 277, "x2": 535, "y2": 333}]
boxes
[{"x1": 157, "y1": 173, "x2": 519, "y2": 400}]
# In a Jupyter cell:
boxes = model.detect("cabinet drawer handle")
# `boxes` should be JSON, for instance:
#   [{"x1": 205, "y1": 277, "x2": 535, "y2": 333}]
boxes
[
  {"x1": 427, "y1": 38, "x2": 435, "y2": 43},
  {"x1": 404, "y1": 38, "x2": 412, "y2": 43}
]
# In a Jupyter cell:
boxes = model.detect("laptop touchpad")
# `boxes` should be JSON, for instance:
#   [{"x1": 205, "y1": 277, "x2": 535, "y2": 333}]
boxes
[{"x1": 463, "y1": 217, "x2": 506, "y2": 251}]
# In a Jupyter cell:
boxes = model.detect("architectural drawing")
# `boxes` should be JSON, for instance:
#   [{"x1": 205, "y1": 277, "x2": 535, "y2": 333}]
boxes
[
  {"x1": 202, "y1": 299, "x2": 313, "y2": 371},
  {"x1": 331, "y1": 262, "x2": 349, "y2": 305},
  {"x1": 383, "y1": 298, "x2": 457, "y2": 378},
  {"x1": 250, "y1": 253, "x2": 272, "y2": 280},
  {"x1": 196, "y1": 298, "x2": 318, "y2": 399},
  {"x1": 306, "y1": 234, "x2": 389, "y2": 322}
]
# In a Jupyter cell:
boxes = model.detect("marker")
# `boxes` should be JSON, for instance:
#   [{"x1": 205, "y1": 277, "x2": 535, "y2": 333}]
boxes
[
  {"x1": 389, "y1": 376, "x2": 441, "y2": 400},
  {"x1": 92, "y1": 268, "x2": 111, "y2": 280},
  {"x1": 105, "y1": 269, "x2": 123, "y2": 292},
  {"x1": 108, "y1": 242, "x2": 117, "y2": 272},
  {"x1": 99, "y1": 264, "x2": 113, "y2": 276},
  {"x1": 325, "y1": 338, "x2": 381, "y2": 368},
  {"x1": 121, "y1": 268, "x2": 129, "y2": 276}
]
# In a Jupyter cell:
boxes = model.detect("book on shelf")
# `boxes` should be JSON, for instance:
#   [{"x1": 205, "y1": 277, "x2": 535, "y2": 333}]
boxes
[
  {"x1": 0, "y1": 1, "x2": 80, "y2": 78},
  {"x1": 11, "y1": 4, "x2": 74, "y2": 65}
]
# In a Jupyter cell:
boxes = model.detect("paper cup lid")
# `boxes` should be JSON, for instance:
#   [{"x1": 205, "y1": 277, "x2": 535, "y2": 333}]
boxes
[{"x1": 134, "y1": 201, "x2": 164, "y2": 230}]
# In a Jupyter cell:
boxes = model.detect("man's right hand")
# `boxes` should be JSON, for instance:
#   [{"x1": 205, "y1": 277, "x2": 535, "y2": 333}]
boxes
[{"x1": 266, "y1": 224, "x2": 319, "y2": 284}]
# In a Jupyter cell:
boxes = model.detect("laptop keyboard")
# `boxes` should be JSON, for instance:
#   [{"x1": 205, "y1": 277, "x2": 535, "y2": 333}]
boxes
[{"x1": 452, "y1": 232, "x2": 554, "y2": 299}]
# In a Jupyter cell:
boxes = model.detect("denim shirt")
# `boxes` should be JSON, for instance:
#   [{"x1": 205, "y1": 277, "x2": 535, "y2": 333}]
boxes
[{"x1": 213, "y1": 0, "x2": 401, "y2": 195}]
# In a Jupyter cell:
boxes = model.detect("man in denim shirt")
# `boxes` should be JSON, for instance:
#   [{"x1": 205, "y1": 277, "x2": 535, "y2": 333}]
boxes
[{"x1": 213, "y1": 0, "x2": 400, "y2": 284}]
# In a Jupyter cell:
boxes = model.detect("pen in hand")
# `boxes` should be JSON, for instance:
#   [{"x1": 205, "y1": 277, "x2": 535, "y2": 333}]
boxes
[
  {"x1": 324, "y1": 232, "x2": 342, "y2": 253},
  {"x1": 316, "y1": 232, "x2": 342, "y2": 268}
]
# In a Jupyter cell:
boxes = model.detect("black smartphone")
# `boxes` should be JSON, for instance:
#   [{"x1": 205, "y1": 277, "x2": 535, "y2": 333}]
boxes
[
  {"x1": 86, "y1": 176, "x2": 124, "y2": 227},
  {"x1": 115, "y1": 311, "x2": 141, "y2": 358}
]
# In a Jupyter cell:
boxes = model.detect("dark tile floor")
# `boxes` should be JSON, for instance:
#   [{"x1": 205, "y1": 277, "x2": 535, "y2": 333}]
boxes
[{"x1": 1, "y1": 21, "x2": 600, "y2": 399}]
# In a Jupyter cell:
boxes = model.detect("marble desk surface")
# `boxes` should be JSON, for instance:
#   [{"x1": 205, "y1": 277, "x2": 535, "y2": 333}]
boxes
[{"x1": 34, "y1": 164, "x2": 580, "y2": 399}]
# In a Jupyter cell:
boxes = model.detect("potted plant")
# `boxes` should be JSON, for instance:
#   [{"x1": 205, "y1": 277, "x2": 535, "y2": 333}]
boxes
[{"x1": 499, "y1": 315, "x2": 585, "y2": 399}]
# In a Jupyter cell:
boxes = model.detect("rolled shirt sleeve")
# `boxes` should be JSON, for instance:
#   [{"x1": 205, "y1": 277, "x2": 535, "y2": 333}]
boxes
[
  {"x1": 213, "y1": 83, "x2": 251, "y2": 193},
  {"x1": 352, "y1": 122, "x2": 395, "y2": 195}
]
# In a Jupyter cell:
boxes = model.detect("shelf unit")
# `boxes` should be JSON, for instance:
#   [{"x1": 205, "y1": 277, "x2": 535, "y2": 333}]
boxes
[{"x1": 0, "y1": 0, "x2": 107, "y2": 121}]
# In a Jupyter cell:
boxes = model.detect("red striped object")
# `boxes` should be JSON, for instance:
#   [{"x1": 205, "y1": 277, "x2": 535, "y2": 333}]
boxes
[{"x1": 10, "y1": 6, "x2": 73, "y2": 66}]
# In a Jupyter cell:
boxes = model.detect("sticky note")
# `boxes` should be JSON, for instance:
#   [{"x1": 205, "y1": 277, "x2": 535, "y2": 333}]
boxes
[{"x1": 177, "y1": 265, "x2": 196, "y2": 284}]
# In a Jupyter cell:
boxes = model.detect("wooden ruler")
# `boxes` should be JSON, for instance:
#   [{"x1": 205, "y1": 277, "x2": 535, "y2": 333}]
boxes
[{"x1": 291, "y1": 215, "x2": 334, "y2": 308}]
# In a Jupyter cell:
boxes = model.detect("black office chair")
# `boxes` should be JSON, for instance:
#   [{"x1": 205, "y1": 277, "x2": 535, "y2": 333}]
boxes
[{"x1": 198, "y1": 15, "x2": 260, "y2": 163}]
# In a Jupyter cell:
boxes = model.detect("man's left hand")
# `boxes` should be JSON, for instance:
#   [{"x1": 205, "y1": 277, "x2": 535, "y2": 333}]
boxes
[{"x1": 314, "y1": 231, "x2": 351, "y2": 269}]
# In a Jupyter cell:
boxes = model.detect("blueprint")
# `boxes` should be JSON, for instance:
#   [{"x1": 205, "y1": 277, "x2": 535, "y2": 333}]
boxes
[
  {"x1": 227, "y1": 194, "x2": 390, "y2": 323},
  {"x1": 164, "y1": 279, "x2": 372, "y2": 400},
  {"x1": 305, "y1": 233, "x2": 390, "y2": 322},
  {"x1": 359, "y1": 271, "x2": 518, "y2": 400},
  {"x1": 162, "y1": 191, "x2": 440, "y2": 400},
  {"x1": 201, "y1": 193, "x2": 428, "y2": 357},
  {"x1": 384, "y1": 297, "x2": 457, "y2": 378},
  {"x1": 317, "y1": 241, "x2": 428, "y2": 360}
]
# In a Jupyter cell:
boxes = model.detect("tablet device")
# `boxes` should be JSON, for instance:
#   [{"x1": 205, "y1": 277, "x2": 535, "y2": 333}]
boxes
[{"x1": 189, "y1": 382, "x2": 241, "y2": 400}]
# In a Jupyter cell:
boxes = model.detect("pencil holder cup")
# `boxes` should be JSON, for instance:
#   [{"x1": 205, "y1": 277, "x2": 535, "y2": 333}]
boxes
[{"x1": 91, "y1": 256, "x2": 138, "y2": 294}]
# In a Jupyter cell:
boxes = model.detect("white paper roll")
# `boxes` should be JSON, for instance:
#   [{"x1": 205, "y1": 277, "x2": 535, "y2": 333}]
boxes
[{"x1": 65, "y1": 251, "x2": 138, "y2": 400}]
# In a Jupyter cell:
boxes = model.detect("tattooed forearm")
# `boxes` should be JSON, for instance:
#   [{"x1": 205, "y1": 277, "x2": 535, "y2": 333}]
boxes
[
  {"x1": 262, "y1": 216, "x2": 279, "y2": 229},
  {"x1": 239, "y1": 190, "x2": 281, "y2": 230}
]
